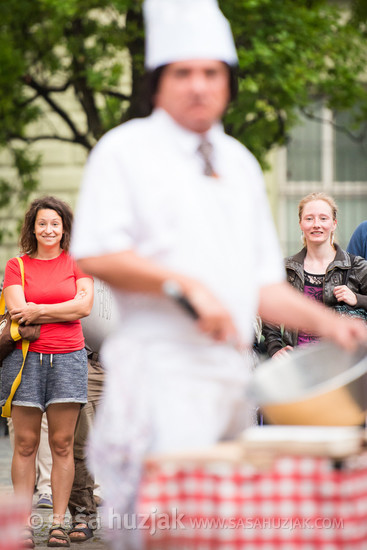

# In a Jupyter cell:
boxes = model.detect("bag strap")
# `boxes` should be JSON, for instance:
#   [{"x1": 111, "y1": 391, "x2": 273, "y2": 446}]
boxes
[
  {"x1": 0, "y1": 285, "x2": 5, "y2": 316},
  {"x1": 17, "y1": 256, "x2": 25, "y2": 287},
  {"x1": 11, "y1": 258, "x2": 25, "y2": 341},
  {"x1": 1, "y1": 340, "x2": 30, "y2": 418},
  {"x1": 0, "y1": 257, "x2": 25, "y2": 314},
  {"x1": 342, "y1": 267, "x2": 350, "y2": 287},
  {"x1": 343, "y1": 252, "x2": 356, "y2": 287},
  {"x1": 1, "y1": 256, "x2": 29, "y2": 419}
]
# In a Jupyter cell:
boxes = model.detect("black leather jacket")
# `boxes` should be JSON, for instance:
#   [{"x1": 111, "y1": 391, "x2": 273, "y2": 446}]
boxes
[{"x1": 262, "y1": 244, "x2": 367, "y2": 357}]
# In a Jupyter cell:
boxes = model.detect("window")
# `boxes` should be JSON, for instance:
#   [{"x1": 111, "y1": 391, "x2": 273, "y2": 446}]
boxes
[
  {"x1": 334, "y1": 110, "x2": 367, "y2": 182},
  {"x1": 287, "y1": 103, "x2": 322, "y2": 183}
]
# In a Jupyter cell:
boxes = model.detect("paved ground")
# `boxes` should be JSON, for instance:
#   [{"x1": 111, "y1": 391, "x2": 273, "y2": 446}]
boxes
[{"x1": 0, "y1": 434, "x2": 109, "y2": 549}]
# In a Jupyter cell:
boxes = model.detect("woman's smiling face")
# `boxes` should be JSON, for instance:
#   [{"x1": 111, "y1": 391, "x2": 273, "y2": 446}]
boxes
[
  {"x1": 34, "y1": 208, "x2": 63, "y2": 249},
  {"x1": 299, "y1": 199, "x2": 337, "y2": 246}
]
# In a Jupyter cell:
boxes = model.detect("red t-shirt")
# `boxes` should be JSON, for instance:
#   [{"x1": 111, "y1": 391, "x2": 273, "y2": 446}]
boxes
[{"x1": 4, "y1": 251, "x2": 92, "y2": 354}]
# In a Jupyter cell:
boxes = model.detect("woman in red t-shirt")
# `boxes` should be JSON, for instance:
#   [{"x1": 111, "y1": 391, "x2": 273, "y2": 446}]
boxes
[{"x1": 0, "y1": 196, "x2": 93, "y2": 548}]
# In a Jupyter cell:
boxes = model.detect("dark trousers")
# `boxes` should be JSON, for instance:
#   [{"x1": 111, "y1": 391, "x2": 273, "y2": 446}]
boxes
[{"x1": 68, "y1": 355, "x2": 104, "y2": 528}]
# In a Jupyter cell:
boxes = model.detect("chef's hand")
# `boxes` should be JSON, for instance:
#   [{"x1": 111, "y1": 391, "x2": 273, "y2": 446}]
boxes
[
  {"x1": 333, "y1": 285, "x2": 357, "y2": 306},
  {"x1": 181, "y1": 281, "x2": 241, "y2": 346},
  {"x1": 322, "y1": 313, "x2": 367, "y2": 352}
]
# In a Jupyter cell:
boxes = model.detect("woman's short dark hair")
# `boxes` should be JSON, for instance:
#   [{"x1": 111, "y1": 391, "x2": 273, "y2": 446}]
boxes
[
  {"x1": 19, "y1": 195, "x2": 73, "y2": 255},
  {"x1": 140, "y1": 62, "x2": 238, "y2": 116}
]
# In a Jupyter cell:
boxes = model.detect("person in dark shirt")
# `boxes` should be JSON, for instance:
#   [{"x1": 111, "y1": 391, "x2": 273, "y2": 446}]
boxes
[{"x1": 347, "y1": 220, "x2": 367, "y2": 260}]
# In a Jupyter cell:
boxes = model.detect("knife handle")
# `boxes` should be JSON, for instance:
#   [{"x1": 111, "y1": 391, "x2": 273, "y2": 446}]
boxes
[{"x1": 162, "y1": 280, "x2": 199, "y2": 319}]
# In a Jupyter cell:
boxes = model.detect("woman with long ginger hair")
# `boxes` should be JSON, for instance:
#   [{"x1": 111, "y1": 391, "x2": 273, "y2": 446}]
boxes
[
  {"x1": 0, "y1": 196, "x2": 93, "y2": 548},
  {"x1": 263, "y1": 192, "x2": 367, "y2": 358}
]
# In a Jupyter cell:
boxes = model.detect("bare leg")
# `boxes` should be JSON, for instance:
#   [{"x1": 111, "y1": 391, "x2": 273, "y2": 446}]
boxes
[
  {"x1": 11, "y1": 406, "x2": 42, "y2": 545},
  {"x1": 47, "y1": 403, "x2": 80, "y2": 545},
  {"x1": 11, "y1": 406, "x2": 42, "y2": 507}
]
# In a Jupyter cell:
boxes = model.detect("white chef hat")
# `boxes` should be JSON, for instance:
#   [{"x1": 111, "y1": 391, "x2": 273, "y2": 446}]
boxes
[{"x1": 143, "y1": 0, "x2": 238, "y2": 70}]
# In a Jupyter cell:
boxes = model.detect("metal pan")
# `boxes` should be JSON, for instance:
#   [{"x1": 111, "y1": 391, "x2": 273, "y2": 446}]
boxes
[{"x1": 247, "y1": 342, "x2": 367, "y2": 426}]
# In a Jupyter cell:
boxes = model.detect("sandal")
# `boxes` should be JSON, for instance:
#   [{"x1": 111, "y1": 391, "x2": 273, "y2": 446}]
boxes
[
  {"x1": 21, "y1": 526, "x2": 35, "y2": 548},
  {"x1": 68, "y1": 522, "x2": 94, "y2": 542},
  {"x1": 47, "y1": 524, "x2": 70, "y2": 547}
]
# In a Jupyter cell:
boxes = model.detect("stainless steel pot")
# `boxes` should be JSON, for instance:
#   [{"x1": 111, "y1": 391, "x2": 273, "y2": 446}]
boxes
[{"x1": 247, "y1": 343, "x2": 367, "y2": 426}]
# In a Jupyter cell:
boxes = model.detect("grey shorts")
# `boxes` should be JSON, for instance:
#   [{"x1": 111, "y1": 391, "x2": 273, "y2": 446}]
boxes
[{"x1": 0, "y1": 348, "x2": 88, "y2": 412}]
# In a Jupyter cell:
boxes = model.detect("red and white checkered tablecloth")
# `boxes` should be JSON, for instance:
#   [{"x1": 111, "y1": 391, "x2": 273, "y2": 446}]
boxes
[
  {"x1": 0, "y1": 494, "x2": 29, "y2": 550},
  {"x1": 138, "y1": 454, "x2": 367, "y2": 549}
]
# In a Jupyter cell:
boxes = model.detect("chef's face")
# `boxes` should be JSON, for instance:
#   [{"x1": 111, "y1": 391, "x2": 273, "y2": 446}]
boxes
[{"x1": 154, "y1": 59, "x2": 230, "y2": 134}]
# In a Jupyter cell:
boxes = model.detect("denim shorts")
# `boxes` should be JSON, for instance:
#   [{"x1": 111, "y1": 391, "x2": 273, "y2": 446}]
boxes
[{"x1": 0, "y1": 348, "x2": 88, "y2": 412}]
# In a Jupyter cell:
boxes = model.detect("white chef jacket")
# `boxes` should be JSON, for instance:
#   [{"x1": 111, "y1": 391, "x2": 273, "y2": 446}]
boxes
[
  {"x1": 72, "y1": 106, "x2": 285, "y2": 442},
  {"x1": 72, "y1": 108, "x2": 285, "y2": 548}
]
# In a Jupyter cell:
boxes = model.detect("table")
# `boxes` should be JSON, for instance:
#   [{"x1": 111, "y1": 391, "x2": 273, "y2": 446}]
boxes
[
  {"x1": 139, "y1": 454, "x2": 367, "y2": 549},
  {"x1": 0, "y1": 493, "x2": 28, "y2": 550}
]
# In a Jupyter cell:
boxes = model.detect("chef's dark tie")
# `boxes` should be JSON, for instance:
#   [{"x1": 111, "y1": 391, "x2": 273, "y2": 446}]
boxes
[{"x1": 197, "y1": 138, "x2": 217, "y2": 177}]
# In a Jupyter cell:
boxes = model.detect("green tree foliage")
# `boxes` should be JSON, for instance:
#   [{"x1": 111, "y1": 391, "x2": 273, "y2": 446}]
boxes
[
  {"x1": 351, "y1": 0, "x2": 367, "y2": 29},
  {"x1": 0, "y1": 0, "x2": 366, "y2": 222},
  {"x1": 221, "y1": 0, "x2": 367, "y2": 162}
]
